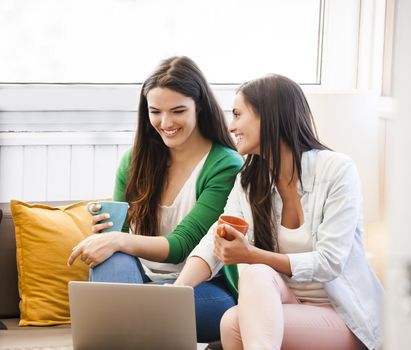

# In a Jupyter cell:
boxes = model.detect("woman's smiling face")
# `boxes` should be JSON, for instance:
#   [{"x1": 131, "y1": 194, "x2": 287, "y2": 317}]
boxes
[
  {"x1": 147, "y1": 87, "x2": 199, "y2": 150},
  {"x1": 229, "y1": 92, "x2": 261, "y2": 155}
]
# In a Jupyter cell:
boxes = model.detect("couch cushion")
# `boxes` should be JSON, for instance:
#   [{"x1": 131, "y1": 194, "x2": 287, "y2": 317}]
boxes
[
  {"x1": 11, "y1": 200, "x2": 93, "y2": 326},
  {"x1": 0, "y1": 201, "x2": 77, "y2": 319}
]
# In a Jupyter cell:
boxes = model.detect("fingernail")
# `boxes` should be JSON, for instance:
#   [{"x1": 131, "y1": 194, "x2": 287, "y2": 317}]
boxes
[
  {"x1": 105, "y1": 214, "x2": 110, "y2": 219},
  {"x1": 108, "y1": 222, "x2": 113, "y2": 226}
]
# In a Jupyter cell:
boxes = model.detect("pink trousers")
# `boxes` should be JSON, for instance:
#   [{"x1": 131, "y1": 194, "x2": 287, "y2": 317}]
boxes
[{"x1": 220, "y1": 264, "x2": 366, "y2": 350}]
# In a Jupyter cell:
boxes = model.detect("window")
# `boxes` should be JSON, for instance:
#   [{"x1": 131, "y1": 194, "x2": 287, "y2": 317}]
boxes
[
  {"x1": 0, "y1": 0, "x2": 382, "y2": 114},
  {"x1": 0, "y1": 0, "x2": 323, "y2": 84}
]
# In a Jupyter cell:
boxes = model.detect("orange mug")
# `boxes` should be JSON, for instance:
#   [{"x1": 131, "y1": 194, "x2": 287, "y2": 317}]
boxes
[{"x1": 217, "y1": 215, "x2": 249, "y2": 241}]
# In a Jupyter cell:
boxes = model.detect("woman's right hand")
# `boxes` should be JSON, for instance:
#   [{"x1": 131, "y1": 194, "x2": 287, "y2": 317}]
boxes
[
  {"x1": 214, "y1": 224, "x2": 253, "y2": 265},
  {"x1": 67, "y1": 231, "x2": 121, "y2": 268},
  {"x1": 89, "y1": 204, "x2": 113, "y2": 233}
]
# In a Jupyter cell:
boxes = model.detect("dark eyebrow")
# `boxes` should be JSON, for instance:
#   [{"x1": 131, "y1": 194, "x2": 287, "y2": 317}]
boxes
[
  {"x1": 170, "y1": 105, "x2": 187, "y2": 111},
  {"x1": 148, "y1": 105, "x2": 187, "y2": 111}
]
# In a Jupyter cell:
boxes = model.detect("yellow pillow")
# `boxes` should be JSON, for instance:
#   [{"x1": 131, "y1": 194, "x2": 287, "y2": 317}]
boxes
[{"x1": 11, "y1": 200, "x2": 93, "y2": 326}]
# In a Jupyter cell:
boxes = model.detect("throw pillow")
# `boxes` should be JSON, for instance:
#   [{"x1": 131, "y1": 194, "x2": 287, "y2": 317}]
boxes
[{"x1": 11, "y1": 200, "x2": 94, "y2": 326}]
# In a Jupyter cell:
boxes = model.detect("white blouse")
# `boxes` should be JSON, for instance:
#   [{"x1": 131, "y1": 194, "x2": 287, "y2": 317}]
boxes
[{"x1": 139, "y1": 154, "x2": 208, "y2": 281}]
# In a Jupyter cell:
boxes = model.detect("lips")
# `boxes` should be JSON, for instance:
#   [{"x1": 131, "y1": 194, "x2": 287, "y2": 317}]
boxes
[
  {"x1": 162, "y1": 128, "x2": 180, "y2": 137},
  {"x1": 235, "y1": 134, "x2": 244, "y2": 145}
]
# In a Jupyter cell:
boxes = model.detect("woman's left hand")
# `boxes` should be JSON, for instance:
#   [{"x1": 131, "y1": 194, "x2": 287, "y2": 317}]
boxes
[
  {"x1": 67, "y1": 232, "x2": 122, "y2": 268},
  {"x1": 214, "y1": 224, "x2": 254, "y2": 265}
]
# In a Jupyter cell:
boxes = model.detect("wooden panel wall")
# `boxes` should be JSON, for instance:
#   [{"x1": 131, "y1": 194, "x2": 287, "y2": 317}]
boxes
[{"x1": 0, "y1": 144, "x2": 132, "y2": 202}]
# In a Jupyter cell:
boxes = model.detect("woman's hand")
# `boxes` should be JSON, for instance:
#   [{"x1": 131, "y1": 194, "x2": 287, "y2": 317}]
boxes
[
  {"x1": 89, "y1": 203, "x2": 113, "y2": 233},
  {"x1": 67, "y1": 232, "x2": 123, "y2": 268},
  {"x1": 214, "y1": 224, "x2": 255, "y2": 265}
]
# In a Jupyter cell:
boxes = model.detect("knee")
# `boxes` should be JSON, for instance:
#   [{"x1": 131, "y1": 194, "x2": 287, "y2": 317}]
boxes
[
  {"x1": 90, "y1": 252, "x2": 140, "y2": 283},
  {"x1": 97, "y1": 252, "x2": 134, "y2": 270},
  {"x1": 220, "y1": 307, "x2": 239, "y2": 339},
  {"x1": 239, "y1": 264, "x2": 280, "y2": 291}
]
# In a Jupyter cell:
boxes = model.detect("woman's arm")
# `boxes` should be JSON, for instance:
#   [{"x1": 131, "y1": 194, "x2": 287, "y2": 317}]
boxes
[
  {"x1": 174, "y1": 256, "x2": 212, "y2": 287},
  {"x1": 112, "y1": 149, "x2": 132, "y2": 233},
  {"x1": 165, "y1": 148, "x2": 243, "y2": 263},
  {"x1": 174, "y1": 173, "x2": 246, "y2": 286},
  {"x1": 117, "y1": 234, "x2": 169, "y2": 260},
  {"x1": 287, "y1": 158, "x2": 362, "y2": 283},
  {"x1": 214, "y1": 225, "x2": 292, "y2": 276},
  {"x1": 67, "y1": 232, "x2": 170, "y2": 267}
]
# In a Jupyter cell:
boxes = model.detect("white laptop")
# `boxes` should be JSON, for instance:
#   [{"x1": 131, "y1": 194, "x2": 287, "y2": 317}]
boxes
[{"x1": 68, "y1": 281, "x2": 208, "y2": 350}]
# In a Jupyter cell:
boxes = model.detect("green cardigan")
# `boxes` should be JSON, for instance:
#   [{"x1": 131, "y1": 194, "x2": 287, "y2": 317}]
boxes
[{"x1": 113, "y1": 143, "x2": 243, "y2": 297}]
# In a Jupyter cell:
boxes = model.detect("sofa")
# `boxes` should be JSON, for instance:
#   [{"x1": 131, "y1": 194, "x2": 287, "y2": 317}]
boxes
[{"x1": 0, "y1": 201, "x2": 222, "y2": 350}]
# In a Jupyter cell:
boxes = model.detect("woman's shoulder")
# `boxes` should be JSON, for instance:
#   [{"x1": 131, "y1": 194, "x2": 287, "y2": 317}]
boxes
[
  {"x1": 196, "y1": 145, "x2": 243, "y2": 187},
  {"x1": 117, "y1": 148, "x2": 133, "y2": 173},
  {"x1": 310, "y1": 149, "x2": 358, "y2": 180},
  {"x1": 207, "y1": 144, "x2": 244, "y2": 167},
  {"x1": 315, "y1": 149, "x2": 354, "y2": 168}
]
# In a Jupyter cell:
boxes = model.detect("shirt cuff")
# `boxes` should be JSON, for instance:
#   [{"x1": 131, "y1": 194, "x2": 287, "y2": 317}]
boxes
[
  {"x1": 287, "y1": 252, "x2": 314, "y2": 282},
  {"x1": 188, "y1": 225, "x2": 223, "y2": 280}
]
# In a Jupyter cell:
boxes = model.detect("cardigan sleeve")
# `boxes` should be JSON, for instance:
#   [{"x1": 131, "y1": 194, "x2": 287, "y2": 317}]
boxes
[
  {"x1": 188, "y1": 175, "x2": 244, "y2": 277},
  {"x1": 164, "y1": 148, "x2": 243, "y2": 263},
  {"x1": 112, "y1": 149, "x2": 132, "y2": 233}
]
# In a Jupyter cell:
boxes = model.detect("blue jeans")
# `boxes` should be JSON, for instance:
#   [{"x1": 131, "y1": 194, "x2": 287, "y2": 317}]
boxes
[{"x1": 90, "y1": 252, "x2": 236, "y2": 342}]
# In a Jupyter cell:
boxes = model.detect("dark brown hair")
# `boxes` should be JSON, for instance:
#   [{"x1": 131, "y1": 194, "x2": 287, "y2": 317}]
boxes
[
  {"x1": 125, "y1": 56, "x2": 235, "y2": 236},
  {"x1": 238, "y1": 74, "x2": 329, "y2": 252}
]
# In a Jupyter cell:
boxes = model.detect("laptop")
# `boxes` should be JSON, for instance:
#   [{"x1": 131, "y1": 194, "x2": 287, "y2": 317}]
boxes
[{"x1": 69, "y1": 281, "x2": 208, "y2": 350}]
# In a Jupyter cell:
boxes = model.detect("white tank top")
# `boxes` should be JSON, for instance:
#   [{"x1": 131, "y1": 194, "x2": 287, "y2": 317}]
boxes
[
  {"x1": 278, "y1": 224, "x2": 330, "y2": 304},
  {"x1": 139, "y1": 154, "x2": 208, "y2": 282}
]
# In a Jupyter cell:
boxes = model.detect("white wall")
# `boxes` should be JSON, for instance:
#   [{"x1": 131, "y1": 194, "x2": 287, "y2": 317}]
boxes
[
  {"x1": 0, "y1": 144, "x2": 131, "y2": 202},
  {"x1": 307, "y1": 92, "x2": 379, "y2": 222},
  {"x1": 384, "y1": 0, "x2": 411, "y2": 348}
]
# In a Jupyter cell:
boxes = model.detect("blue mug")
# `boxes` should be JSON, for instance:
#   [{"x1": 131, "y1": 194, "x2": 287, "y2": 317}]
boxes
[{"x1": 87, "y1": 201, "x2": 129, "y2": 232}]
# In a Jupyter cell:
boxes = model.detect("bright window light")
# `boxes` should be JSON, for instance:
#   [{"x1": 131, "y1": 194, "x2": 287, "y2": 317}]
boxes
[{"x1": 0, "y1": 0, "x2": 322, "y2": 84}]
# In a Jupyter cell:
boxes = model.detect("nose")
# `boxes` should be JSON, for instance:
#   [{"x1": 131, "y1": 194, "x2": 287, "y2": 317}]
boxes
[
  {"x1": 228, "y1": 118, "x2": 236, "y2": 133},
  {"x1": 159, "y1": 112, "x2": 174, "y2": 129}
]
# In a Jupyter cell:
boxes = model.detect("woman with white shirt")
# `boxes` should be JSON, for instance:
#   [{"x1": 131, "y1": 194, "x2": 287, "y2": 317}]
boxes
[
  {"x1": 175, "y1": 74, "x2": 383, "y2": 349},
  {"x1": 67, "y1": 56, "x2": 243, "y2": 342}
]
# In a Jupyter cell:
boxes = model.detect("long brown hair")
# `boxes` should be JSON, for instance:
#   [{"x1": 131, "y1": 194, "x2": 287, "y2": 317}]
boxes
[
  {"x1": 238, "y1": 74, "x2": 329, "y2": 252},
  {"x1": 125, "y1": 56, "x2": 235, "y2": 236}
]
